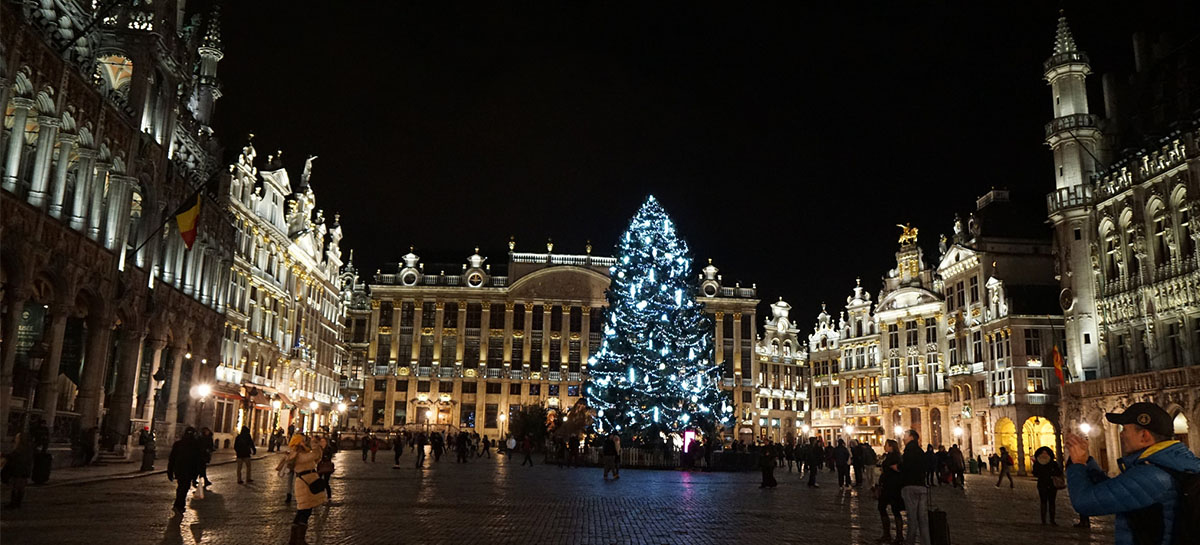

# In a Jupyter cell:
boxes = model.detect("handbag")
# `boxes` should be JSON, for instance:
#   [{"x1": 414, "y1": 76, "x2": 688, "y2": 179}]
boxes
[
  {"x1": 1051, "y1": 475, "x2": 1067, "y2": 490},
  {"x1": 317, "y1": 459, "x2": 335, "y2": 475},
  {"x1": 297, "y1": 470, "x2": 327, "y2": 494}
]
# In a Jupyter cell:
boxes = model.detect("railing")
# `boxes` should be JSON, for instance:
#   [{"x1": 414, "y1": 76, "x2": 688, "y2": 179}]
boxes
[
  {"x1": 1044, "y1": 113, "x2": 1098, "y2": 138},
  {"x1": 417, "y1": 366, "x2": 431, "y2": 377},
  {"x1": 344, "y1": 379, "x2": 364, "y2": 390},
  {"x1": 1046, "y1": 183, "x2": 1093, "y2": 215},
  {"x1": 1066, "y1": 366, "x2": 1200, "y2": 398},
  {"x1": 437, "y1": 367, "x2": 455, "y2": 378},
  {"x1": 568, "y1": 372, "x2": 581, "y2": 381},
  {"x1": 1102, "y1": 276, "x2": 1137, "y2": 297},
  {"x1": 718, "y1": 286, "x2": 757, "y2": 298},
  {"x1": 1025, "y1": 393, "x2": 1051, "y2": 405},
  {"x1": 511, "y1": 252, "x2": 617, "y2": 266},
  {"x1": 486, "y1": 368, "x2": 501, "y2": 378},
  {"x1": 510, "y1": 370, "x2": 523, "y2": 380},
  {"x1": 549, "y1": 371, "x2": 561, "y2": 381},
  {"x1": 1043, "y1": 50, "x2": 1089, "y2": 72},
  {"x1": 1153, "y1": 257, "x2": 1197, "y2": 283}
]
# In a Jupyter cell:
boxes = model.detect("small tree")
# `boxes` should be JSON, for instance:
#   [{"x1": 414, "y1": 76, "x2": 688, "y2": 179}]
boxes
[{"x1": 508, "y1": 404, "x2": 550, "y2": 447}]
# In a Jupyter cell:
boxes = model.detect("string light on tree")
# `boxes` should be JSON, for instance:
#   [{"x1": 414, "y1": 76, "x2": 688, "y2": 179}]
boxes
[{"x1": 586, "y1": 196, "x2": 731, "y2": 438}]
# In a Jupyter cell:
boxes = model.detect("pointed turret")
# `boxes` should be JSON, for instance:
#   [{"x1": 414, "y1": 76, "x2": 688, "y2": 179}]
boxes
[
  {"x1": 193, "y1": 1, "x2": 224, "y2": 128},
  {"x1": 1052, "y1": 12, "x2": 1078, "y2": 55}
]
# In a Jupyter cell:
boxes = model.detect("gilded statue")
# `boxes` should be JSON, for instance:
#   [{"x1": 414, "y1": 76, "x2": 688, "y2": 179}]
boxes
[{"x1": 897, "y1": 223, "x2": 919, "y2": 245}]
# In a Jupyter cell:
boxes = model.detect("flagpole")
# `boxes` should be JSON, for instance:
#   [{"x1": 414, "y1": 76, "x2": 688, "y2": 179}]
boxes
[{"x1": 130, "y1": 173, "x2": 221, "y2": 256}]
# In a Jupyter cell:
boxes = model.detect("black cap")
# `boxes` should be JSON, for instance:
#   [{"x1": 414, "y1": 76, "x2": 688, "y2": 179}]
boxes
[{"x1": 1105, "y1": 402, "x2": 1173, "y2": 437}]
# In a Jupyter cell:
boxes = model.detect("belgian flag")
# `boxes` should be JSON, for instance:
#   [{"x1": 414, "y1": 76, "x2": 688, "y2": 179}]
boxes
[
  {"x1": 174, "y1": 193, "x2": 202, "y2": 250},
  {"x1": 1052, "y1": 345, "x2": 1066, "y2": 385}
]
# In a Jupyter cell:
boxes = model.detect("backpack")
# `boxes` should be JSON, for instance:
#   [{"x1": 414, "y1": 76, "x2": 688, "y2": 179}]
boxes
[{"x1": 1161, "y1": 466, "x2": 1200, "y2": 544}]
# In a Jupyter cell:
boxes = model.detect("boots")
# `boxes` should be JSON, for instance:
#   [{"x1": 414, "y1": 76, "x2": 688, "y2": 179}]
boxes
[{"x1": 288, "y1": 523, "x2": 308, "y2": 545}]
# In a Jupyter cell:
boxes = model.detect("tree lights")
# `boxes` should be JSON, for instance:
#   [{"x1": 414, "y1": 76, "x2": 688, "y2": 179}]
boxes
[{"x1": 586, "y1": 196, "x2": 731, "y2": 438}]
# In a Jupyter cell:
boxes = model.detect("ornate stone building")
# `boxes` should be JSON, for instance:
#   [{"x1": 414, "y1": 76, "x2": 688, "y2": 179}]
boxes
[
  {"x1": 938, "y1": 189, "x2": 1064, "y2": 473},
  {"x1": 807, "y1": 304, "x2": 843, "y2": 444},
  {"x1": 1, "y1": 1, "x2": 234, "y2": 455},
  {"x1": 349, "y1": 242, "x2": 759, "y2": 443},
  {"x1": 837, "y1": 280, "x2": 883, "y2": 447},
  {"x1": 753, "y1": 299, "x2": 807, "y2": 444},
  {"x1": 1047, "y1": 14, "x2": 1200, "y2": 471},
  {"x1": 212, "y1": 143, "x2": 348, "y2": 447}
]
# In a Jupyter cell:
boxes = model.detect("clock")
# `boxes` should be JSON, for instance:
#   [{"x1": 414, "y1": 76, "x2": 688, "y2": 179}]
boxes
[
  {"x1": 401, "y1": 271, "x2": 419, "y2": 286},
  {"x1": 467, "y1": 272, "x2": 484, "y2": 287},
  {"x1": 1059, "y1": 288, "x2": 1075, "y2": 312}
]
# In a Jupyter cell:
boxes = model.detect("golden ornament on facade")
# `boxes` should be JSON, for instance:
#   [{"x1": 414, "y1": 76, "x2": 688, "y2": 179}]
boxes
[
  {"x1": 370, "y1": 300, "x2": 380, "y2": 309},
  {"x1": 489, "y1": 329, "x2": 505, "y2": 337},
  {"x1": 715, "y1": 311, "x2": 725, "y2": 320},
  {"x1": 569, "y1": 332, "x2": 580, "y2": 341},
  {"x1": 435, "y1": 302, "x2": 445, "y2": 311},
  {"x1": 464, "y1": 368, "x2": 476, "y2": 378},
  {"x1": 505, "y1": 302, "x2": 515, "y2": 311},
  {"x1": 421, "y1": 327, "x2": 434, "y2": 336},
  {"x1": 551, "y1": 332, "x2": 561, "y2": 340}
]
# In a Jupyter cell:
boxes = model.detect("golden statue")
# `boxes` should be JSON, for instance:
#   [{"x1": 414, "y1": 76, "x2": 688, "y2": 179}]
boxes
[{"x1": 897, "y1": 223, "x2": 919, "y2": 245}]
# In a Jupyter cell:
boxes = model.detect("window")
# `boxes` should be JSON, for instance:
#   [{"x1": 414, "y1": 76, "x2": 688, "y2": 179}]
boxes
[
  {"x1": 513, "y1": 304, "x2": 525, "y2": 330},
  {"x1": 459, "y1": 406, "x2": 474, "y2": 428},
  {"x1": 379, "y1": 301, "x2": 394, "y2": 327},
  {"x1": 466, "y1": 303, "x2": 482, "y2": 329},
  {"x1": 442, "y1": 302, "x2": 458, "y2": 328},
  {"x1": 549, "y1": 342, "x2": 561, "y2": 369},
  {"x1": 1026, "y1": 369, "x2": 1046, "y2": 393},
  {"x1": 1024, "y1": 329, "x2": 1041, "y2": 357},
  {"x1": 888, "y1": 357, "x2": 900, "y2": 391},
  {"x1": 372, "y1": 400, "x2": 385, "y2": 426},
  {"x1": 532, "y1": 305, "x2": 544, "y2": 330},
  {"x1": 374, "y1": 379, "x2": 386, "y2": 392},
  {"x1": 394, "y1": 402, "x2": 407, "y2": 425},
  {"x1": 569, "y1": 307, "x2": 582, "y2": 332},
  {"x1": 1154, "y1": 215, "x2": 1169, "y2": 266},
  {"x1": 567, "y1": 385, "x2": 579, "y2": 396},
  {"x1": 484, "y1": 404, "x2": 498, "y2": 428},
  {"x1": 548, "y1": 384, "x2": 560, "y2": 396},
  {"x1": 590, "y1": 308, "x2": 603, "y2": 333},
  {"x1": 461, "y1": 381, "x2": 477, "y2": 394},
  {"x1": 438, "y1": 381, "x2": 454, "y2": 393},
  {"x1": 418, "y1": 337, "x2": 434, "y2": 365},
  {"x1": 401, "y1": 302, "x2": 414, "y2": 327},
  {"x1": 969, "y1": 276, "x2": 979, "y2": 304},
  {"x1": 487, "y1": 341, "x2": 504, "y2": 368},
  {"x1": 485, "y1": 382, "x2": 501, "y2": 394},
  {"x1": 1167, "y1": 324, "x2": 1184, "y2": 368},
  {"x1": 906, "y1": 355, "x2": 920, "y2": 391},
  {"x1": 530, "y1": 341, "x2": 542, "y2": 372},
  {"x1": 396, "y1": 380, "x2": 408, "y2": 393},
  {"x1": 972, "y1": 331, "x2": 982, "y2": 362},
  {"x1": 948, "y1": 338, "x2": 958, "y2": 365},
  {"x1": 551, "y1": 306, "x2": 563, "y2": 331},
  {"x1": 956, "y1": 281, "x2": 965, "y2": 308},
  {"x1": 512, "y1": 337, "x2": 525, "y2": 365},
  {"x1": 888, "y1": 324, "x2": 899, "y2": 349},
  {"x1": 528, "y1": 384, "x2": 540, "y2": 396},
  {"x1": 925, "y1": 322, "x2": 936, "y2": 344},
  {"x1": 1105, "y1": 234, "x2": 1121, "y2": 281},
  {"x1": 417, "y1": 380, "x2": 431, "y2": 392},
  {"x1": 421, "y1": 302, "x2": 436, "y2": 327},
  {"x1": 1074, "y1": 228, "x2": 1081, "y2": 241},
  {"x1": 489, "y1": 303, "x2": 505, "y2": 329},
  {"x1": 377, "y1": 334, "x2": 391, "y2": 365},
  {"x1": 945, "y1": 284, "x2": 955, "y2": 310},
  {"x1": 464, "y1": 338, "x2": 480, "y2": 367},
  {"x1": 509, "y1": 383, "x2": 521, "y2": 395},
  {"x1": 742, "y1": 315, "x2": 753, "y2": 338},
  {"x1": 906, "y1": 321, "x2": 918, "y2": 346}
]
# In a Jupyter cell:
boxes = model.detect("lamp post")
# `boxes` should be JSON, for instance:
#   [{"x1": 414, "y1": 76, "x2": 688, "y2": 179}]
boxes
[
  {"x1": 425, "y1": 410, "x2": 433, "y2": 433},
  {"x1": 498, "y1": 412, "x2": 507, "y2": 442},
  {"x1": 141, "y1": 368, "x2": 166, "y2": 471},
  {"x1": 24, "y1": 342, "x2": 48, "y2": 436},
  {"x1": 193, "y1": 383, "x2": 212, "y2": 428},
  {"x1": 337, "y1": 402, "x2": 347, "y2": 431}
]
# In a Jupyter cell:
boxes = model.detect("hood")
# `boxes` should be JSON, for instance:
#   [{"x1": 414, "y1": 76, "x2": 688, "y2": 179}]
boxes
[{"x1": 1124, "y1": 441, "x2": 1200, "y2": 473}]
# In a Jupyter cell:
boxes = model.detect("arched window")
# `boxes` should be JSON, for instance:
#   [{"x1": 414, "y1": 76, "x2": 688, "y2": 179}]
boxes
[
  {"x1": 771, "y1": 339, "x2": 779, "y2": 355},
  {"x1": 783, "y1": 341, "x2": 791, "y2": 356}
]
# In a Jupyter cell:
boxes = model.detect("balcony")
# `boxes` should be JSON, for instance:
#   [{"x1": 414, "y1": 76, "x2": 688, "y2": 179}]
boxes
[
  {"x1": 417, "y1": 366, "x2": 432, "y2": 377},
  {"x1": 1044, "y1": 113, "x2": 1098, "y2": 139},
  {"x1": 510, "y1": 370, "x2": 523, "y2": 380},
  {"x1": 549, "y1": 371, "x2": 562, "y2": 381},
  {"x1": 1153, "y1": 256, "x2": 1198, "y2": 283},
  {"x1": 374, "y1": 365, "x2": 390, "y2": 376},
  {"x1": 438, "y1": 367, "x2": 455, "y2": 378},
  {"x1": 486, "y1": 368, "x2": 501, "y2": 378},
  {"x1": 1043, "y1": 50, "x2": 1089, "y2": 72},
  {"x1": 1066, "y1": 366, "x2": 1200, "y2": 399},
  {"x1": 1046, "y1": 183, "x2": 1092, "y2": 215},
  {"x1": 568, "y1": 372, "x2": 581, "y2": 381},
  {"x1": 344, "y1": 378, "x2": 364, "y2": 390}
]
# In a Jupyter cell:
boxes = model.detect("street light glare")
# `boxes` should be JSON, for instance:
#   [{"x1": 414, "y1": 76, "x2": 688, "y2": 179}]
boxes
[
  {"x1": 337, "y1": 402, "x2": 347, "y2": 412},
  {"x1": 310, "y1": 401, "x2": 319, "y2": 411},
  {"x1": 1079, "y1": 422, "x2": 1092, "y2": 434},
  {"x1": 894, "y1": 425, "x2": 904, "y2": 436},
  {"x1": 195, "y1": 383, "x2": 211, "y2": 398},
  {"x1": 953, "y1": 426, "x2": 964, "y2": 437}
]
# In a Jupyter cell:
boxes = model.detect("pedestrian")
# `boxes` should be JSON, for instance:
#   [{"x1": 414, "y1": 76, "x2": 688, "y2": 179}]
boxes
[
  {"x1": 392, "y1": 432, "x2": 405, "y2": 469},
  {"x1": 235, "y1": 426, "x2": 257, "y2": 484},
  {"x1": 277, "y1": 433, "x2": 326, "y2": 545},
  {"x1": 569, "y1": 435, "x2": 581, "y2": 467},
  {"x1": 1030, "y1": 446, "x2": 1063, "y2": 525},
  {"x1": 924, "y1": 444, "x2": 937, "y2": 487},
  {"x1": 834, "y1": 439, "x2": 852, "y2": 488},
  {"x1": 361, "y1": 433, "x2": 371, "y2": 462},
  {"x1": 877, "y1": 439, "x2": 905, "y2": 544},
  {"x1": 415, "y1": 432, "x2": 428, "y2": 468},
  {"x1": 851, "y1": 440, "x2": 865, "y2": 487},
  {"x1": 995, "y1": 446, "x2": 1014, "y2": 488},
  {"x1": 784, "y1": 441, "x2": 795, "y2": 473},
  {"x1": 457, "y1": 432, "x2": 470, "y2": 463},
  {"x1": 481, "y1": 435, "x2": 492, "y2": 459},
  {"x1": 520, "y1": 435, "x2": 534, "y2": 467},
  {"x1": 760, "y1": 439, "x2": 778, "y2": 488},
  {"x1": 316, "y1": 436, "x2": 335, "y2": 501},
  {"x1": 2, "y1": 432, "x2": 35, "y2": 508},
  {"x1": 196, "y1": 427, "x2": 215, "y2": 487},
  {"x1": 989, "y1": 452, "x2": 999, "y2": 474},
  {"x1": 602, "y1": 432, "x2": 620, "y2": 479},
  {"x1": 1065, "y1": 402, "x2": 1200, "y2": 545},
  {"x1": 370, "y1": 434, "x2": 379, "y2": 462},
  {"x1": 807, "y1": 437, "x2": 823, "y2": 488},
  {"x1": 901, "y1": 429, "x2": 931, "y2": 545},
  {"x1": 861, "y1": 442, "x2": 879, "y2": 492},
  {"x1": 166, "y1": 427, "x2": 204, "y2": 516},
  {"x1": 948, "y1": 444, "x2": 966, "y2": 489}
]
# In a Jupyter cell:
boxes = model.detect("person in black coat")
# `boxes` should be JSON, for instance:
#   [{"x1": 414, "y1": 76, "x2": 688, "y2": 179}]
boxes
[
  {"x1": 900, "y1": 430, "x2": 930, "y2": 545},
  {"x1": 1030, "y1": 446, "x2": 1064, "y2": 525},
  {"x1": 759, "y1": 440, "x2": 778, "y2": 488},
  {"x1": 877, "y1": 439, "x2": 906, "y2": 544},
  {"x1": 167, "y1": 427, "x2": 205, "y2": 515},
  {"x1": 806, "y1": 437, "x2": 824, "y2": 488},
  {"x1": 3, "y1": 432, "x2": 35, "y2": 508},
  {"x1": 834, "y1": 439, "x2": 852, "y2": 488},
  {"x1": 234, "y1": 426, "x2": 256, "y2": 484}
]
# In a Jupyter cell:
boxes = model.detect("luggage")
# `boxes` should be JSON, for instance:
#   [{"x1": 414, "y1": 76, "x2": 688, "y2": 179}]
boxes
[
  {"x1": 31, "y1": 452, "x2": 52, "y2": 484},
  {"x1": 929, "y1": 507, "x2": 950, "y2": 545}
]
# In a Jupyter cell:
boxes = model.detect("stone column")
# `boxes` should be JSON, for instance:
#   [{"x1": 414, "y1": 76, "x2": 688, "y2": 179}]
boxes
[
  {"x1": 69, "y1": 148, "x2": 96, "y2": 231},
  {"x1": 2, "y1": 98, "x2": 34, "y2": 191},
  {"x1": 163, "y1": 343, "x2": 188, "y2": 440},
  {"x1": 0, "y1": 287, "x2": 32, "y2": 444},
  {"x1": 172, "y1": 232, "x2": 187, "y2": 289},
  {"x1": 455, "y1": 302, "x2": 466, "y2": 363},
  {"x1": 542, "y1": 305, "x2": 552, "y2": 370},
  {"x1": 409, "y1": 302, "x2": 422, "y2": 365},
  {"x1": 104, "y1": 175, "x2": 133, "y2": 251},
  {"x1": 87, "y1": 162, "x2": 111, "y2": 241},
  {"x1": 37, "y1": 303, "x2": 72, "y2": 432},
  {"x1": 432, "y1": 302, "x2": 445, "y2": 364},
  {"x1": 580, "y1": 305, "x2": 591, "y2": 364},
  {"x1": 76, "y1": 314, "x2": 113, "y2": 429},
  {"x1": 26, "y1": 116, "x2": 61, "y2": 208},
  {"x1": 502, "y1": 302, "x2": 514, "y2": 363},
  {"x1": 47, "y1": 133, "x2": 78, "y2": 218},
  {"x1": 107, "y1": 329, "x2": 147, "y2": 443}
]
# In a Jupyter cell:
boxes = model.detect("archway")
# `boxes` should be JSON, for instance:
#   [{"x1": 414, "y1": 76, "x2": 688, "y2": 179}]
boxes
[
  {"x1": 1021, "y1": 416, "x2": 1056, "y2": 471},
  {"x1": 1173, "y1": 412, "x2": 1189, "y2": 446},
  {"x1": 994, "y1": 417, "x2": 1017, "y2": 459},
  {"x1": 930, "y1": 408, "x2": 943, "y2": 447}
]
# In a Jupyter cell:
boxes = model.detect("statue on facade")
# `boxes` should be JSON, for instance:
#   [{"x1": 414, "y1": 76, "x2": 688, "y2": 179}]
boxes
[
  {"x1": 897, "y1": 223, "x2": 919, "y2": 245},
  {"x1": 938, "y1": 234, "x2": 948, "y2": 256},
  {"x1": 301, "y1": 155, "x2": 318, "y2": 186}
]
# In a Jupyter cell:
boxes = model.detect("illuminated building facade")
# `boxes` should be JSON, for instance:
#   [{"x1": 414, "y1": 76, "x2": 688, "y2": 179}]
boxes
[{"x1": 751, "y1": 299, "x2": 808, "y2": 444}]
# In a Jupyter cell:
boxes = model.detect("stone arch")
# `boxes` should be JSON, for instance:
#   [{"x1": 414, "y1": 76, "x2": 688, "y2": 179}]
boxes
[
  {"x1": 1021, "y1": 416, "x2": 1057, "y2": 471},
  {"x1": 994, "y1": 417, "x2": 1017, "y2": 458},
  {"x1": 930, "y1": 407, "x2": 943, "y2": 447}
]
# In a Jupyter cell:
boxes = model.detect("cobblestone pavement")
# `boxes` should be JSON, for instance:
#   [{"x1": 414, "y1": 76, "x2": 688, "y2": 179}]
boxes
[{"x1": 1, "y1": 449, "x2": 1115, "y2": 544}]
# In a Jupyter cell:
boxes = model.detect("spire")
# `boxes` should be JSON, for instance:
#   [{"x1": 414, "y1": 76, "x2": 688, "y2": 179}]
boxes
[
  {"x1": 1052, "y1": 11, "x2": 1077, "y2": 55},
  {"x1": 202, "y1": 2, "x2": 223, "y2": 52}
]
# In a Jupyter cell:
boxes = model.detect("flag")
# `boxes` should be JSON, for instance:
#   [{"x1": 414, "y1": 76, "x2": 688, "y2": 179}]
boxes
[
  {"x1": 1052, "y1": 345, "x2": 1066, "y2": 385},
  {"x1": 175, "y1": 193, "x2": 202, "y2": 250}
]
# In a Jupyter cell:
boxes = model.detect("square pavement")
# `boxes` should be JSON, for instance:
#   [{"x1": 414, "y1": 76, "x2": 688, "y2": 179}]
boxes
[{"x1": 1, "y1": 448, "x2": 1115, "y2": 544}]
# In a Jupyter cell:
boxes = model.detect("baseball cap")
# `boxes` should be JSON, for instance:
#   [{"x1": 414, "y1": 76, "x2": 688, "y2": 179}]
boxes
[{"x1": 1105, "y1": 402, "x2": 1174, "y2": 437}]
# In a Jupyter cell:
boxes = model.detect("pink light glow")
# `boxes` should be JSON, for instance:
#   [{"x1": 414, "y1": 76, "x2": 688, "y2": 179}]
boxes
[{"x1": 683, "y1": 430, "x2": 696, "y2": 453}]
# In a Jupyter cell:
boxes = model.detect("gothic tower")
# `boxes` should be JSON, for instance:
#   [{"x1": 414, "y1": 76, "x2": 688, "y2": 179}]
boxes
[{"x1": 1044, "y1": 13, "x2": 1101, "y2": 380}]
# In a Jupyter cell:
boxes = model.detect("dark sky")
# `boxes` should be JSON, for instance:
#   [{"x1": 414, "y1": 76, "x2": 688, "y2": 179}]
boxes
[{"x1": 215, "y1": 1, "x2": 1194, "y2": 327}]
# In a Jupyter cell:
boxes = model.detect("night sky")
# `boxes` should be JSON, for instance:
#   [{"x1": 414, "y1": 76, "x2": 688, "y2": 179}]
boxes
[{"x1": 215, "y1": 2, "x2": 1195, "y2": 327}]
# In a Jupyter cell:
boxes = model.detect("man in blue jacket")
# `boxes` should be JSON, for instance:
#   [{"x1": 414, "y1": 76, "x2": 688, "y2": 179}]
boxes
[{"x1": 1064, "y1": 402, "x2": 1200, "y2": 545}]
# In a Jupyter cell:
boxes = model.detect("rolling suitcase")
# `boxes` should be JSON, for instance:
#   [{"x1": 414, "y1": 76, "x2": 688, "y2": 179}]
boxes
[
  {"x1": 32, "y1": 451, "x2": 52, "y2": 484},
  {"x1": 928, "y1": 485, "x2": 951, "y2": 545}
]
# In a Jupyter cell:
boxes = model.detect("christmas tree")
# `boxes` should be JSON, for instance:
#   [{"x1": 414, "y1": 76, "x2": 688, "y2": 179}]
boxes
[{"x1": 586, "y1": 196, "x2": 731, "y2": 438}]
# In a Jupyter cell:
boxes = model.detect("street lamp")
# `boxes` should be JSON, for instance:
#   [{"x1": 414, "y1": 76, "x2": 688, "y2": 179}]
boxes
[
  {"x1": 24, "y1": 342, "x2": 48, "y2": 435},
  {"x1": 498, "y1": 412, "x2": 507, "y2": 440},
  {"x1": 309, "y1": 401, "x2": 319, "y2": 433},
  {"x1": 337, "y1": 402, "x2": 347, "y2": 431},
  {"x1": 801, "y1": 424, "x2": 811, "y2": 435},
  {"x1": 1079, "y1": 422, "x2": 1091, "y2": 435},
  {"x1": 894, "y1": 425, "x2": 904, "y2": 437},
  {"x1": 953, "y1": 426, "x2": 964, "y2": 438},
  {"x1": 193, "y1": 383, "x2": 212, "y2": 428}
]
